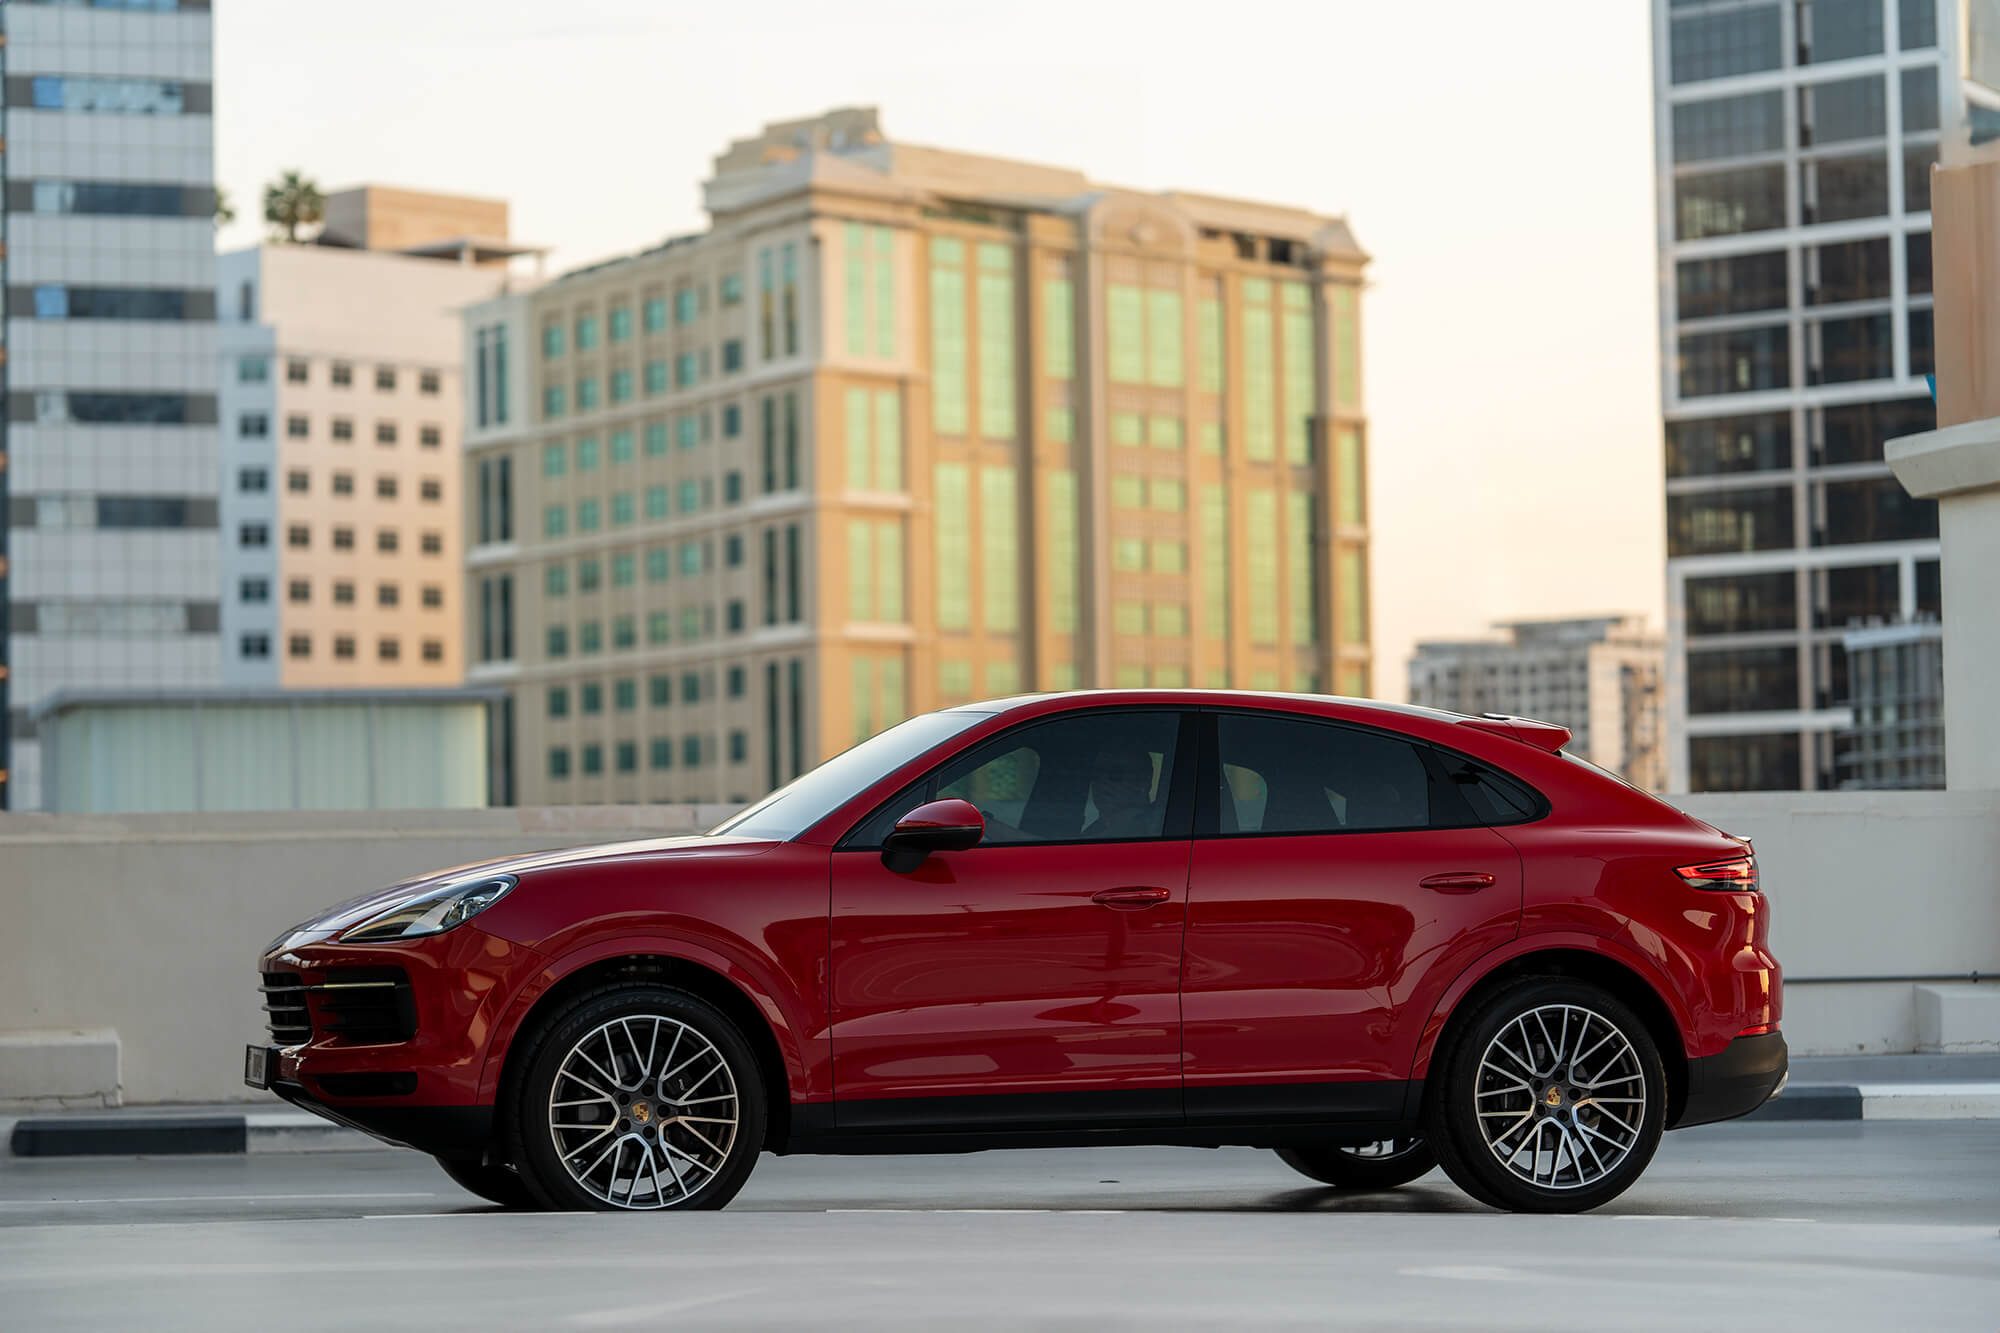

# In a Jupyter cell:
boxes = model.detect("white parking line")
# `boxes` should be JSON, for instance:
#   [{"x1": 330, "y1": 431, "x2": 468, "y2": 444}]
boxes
[
  {"x1": 0, "y1": 1192, "x2": 440, "y2": 1207},
  {"x1": 566, "y1": 1289, "x2": 765, "y2": 1326}
]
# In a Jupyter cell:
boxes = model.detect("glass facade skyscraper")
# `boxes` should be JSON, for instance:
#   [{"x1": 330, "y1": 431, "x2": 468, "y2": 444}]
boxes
[{"x1": 1654, "y1": 0, "x2": 1958, "y2": 791}]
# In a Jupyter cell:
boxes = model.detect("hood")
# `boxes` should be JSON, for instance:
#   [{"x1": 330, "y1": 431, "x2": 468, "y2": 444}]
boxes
[{"x1": 266, "y1": 833, "x2": 771, "y2": 952}]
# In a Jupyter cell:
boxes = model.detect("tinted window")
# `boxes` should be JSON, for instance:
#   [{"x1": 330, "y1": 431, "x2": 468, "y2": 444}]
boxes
[
  {"x1": 847, "y1": 710, "x2": 1187, "y2": 847},
  {"x1": 1213, "y1": 714, "x2": 1440, "y2": 835},
  {"x1": 934, "y1": 711, "x2": 1183, "y2": 845},
  {"x1": 1433, "y1": 753, "x2": 1545, "y2": 823}
]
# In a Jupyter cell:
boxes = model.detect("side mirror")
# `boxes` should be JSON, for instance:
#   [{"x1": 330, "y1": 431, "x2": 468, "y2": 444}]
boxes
[{"x1": 881, "y1": 798, "x2": 984, "y2": 872}]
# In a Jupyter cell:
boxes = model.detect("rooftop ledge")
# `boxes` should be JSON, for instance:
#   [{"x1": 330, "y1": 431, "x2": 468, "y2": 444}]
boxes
[{"x1": 1886, "y1": 416, "x2": 2000, "y2": 500}]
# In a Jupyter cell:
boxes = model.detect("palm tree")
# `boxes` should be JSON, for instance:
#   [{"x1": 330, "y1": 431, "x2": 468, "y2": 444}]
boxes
[
  {"x1": 262, "y1": 170, "x2": 324, "y2": 243},
  {"x1": 213, "y1": 187, "x2": 236, "y2": 229}
]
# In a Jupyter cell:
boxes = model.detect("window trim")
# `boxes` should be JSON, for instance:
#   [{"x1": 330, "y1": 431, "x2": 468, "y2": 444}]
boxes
[{"x1": 833, "y1": 707, "x2": 1200, "y2": 851}]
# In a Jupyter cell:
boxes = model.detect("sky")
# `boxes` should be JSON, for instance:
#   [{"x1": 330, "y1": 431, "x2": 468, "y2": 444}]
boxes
[{"x1": 214, "y1": 0, "x2": 1667, "y2": 699}]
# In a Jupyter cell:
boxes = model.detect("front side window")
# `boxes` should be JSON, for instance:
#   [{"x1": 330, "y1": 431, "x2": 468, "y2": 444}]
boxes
[{"x1": 850, "y1": 710, "x2": 1189, "y2": 848}]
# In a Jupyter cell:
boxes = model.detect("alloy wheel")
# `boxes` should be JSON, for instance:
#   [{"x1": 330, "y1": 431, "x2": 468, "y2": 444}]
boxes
[
  {"x1": 547, "y1": 1015, "x2": 741, "y2": 1209},
  {"x1": 1471, "y1": 1003, "x2": 1646, "y2": 1191}
]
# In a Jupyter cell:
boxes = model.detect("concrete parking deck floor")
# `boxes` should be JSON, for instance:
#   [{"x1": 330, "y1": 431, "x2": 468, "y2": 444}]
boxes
[{"x1": 1, "y1": 1121, "x2": 1996, "y2": 1330}]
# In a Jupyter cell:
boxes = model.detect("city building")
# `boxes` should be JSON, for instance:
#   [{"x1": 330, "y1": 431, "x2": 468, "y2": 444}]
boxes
[
  {"x1": 216, "y1": 187, "x2": 539, "y2": 689},
  {"x1": 1835, "y1": 618, "x2": 1944, "y2": 786},
  {"x1": 1653, "y1": 0, "x2": 1965, "y2": 792},
  {"x1": 33, "y1": 687, "x2": 499, "y2": 812},
  {"x1": 463, "y1": 108, "x2": 1371, "y2": 806},
  {"x1": 1407, "y1": 616, "x2": 1666, "y2": 789},
  {"x1": 0, "y1": 0, "x2": 220, "y2": 811}
]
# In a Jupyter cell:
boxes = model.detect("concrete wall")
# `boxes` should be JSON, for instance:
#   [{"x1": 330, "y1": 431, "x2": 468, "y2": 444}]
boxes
[
  {"x1": 0, "y1": 806, "x2": 736, "y2": 1106},
  {"x1": 1, "y1": 792, "x2": 1992, "y2": 1105},
  {"x1": 1675, "y1": 790, "x2": 2000, "y2": 1055}
]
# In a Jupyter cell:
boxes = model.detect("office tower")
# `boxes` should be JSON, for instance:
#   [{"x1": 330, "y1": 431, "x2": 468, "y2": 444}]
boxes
[
  {"x1": 216, "y1": 187, "x2": 535, "y2": 687},
  {"x1": 1, "y1": 0, "x2": 219, "y2": 809},
  {"x1": 463, "y1": 108, "x2": 1370, "y2": 805},
  {"x1": 1655, "y1": 0, "x2": 1959, "y2": 791},
  {"x1": 1408, "y1": 616, "x2": 1666, "y2": 789}
]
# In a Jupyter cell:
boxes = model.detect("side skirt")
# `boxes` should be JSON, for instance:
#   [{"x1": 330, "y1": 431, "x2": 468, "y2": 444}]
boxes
[{"x1": 784, "y1": 1081, "x2": 1420, "y2": 1156}]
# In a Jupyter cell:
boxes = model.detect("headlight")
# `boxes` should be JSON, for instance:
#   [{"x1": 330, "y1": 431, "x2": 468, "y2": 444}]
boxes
[{"x1": 340, "y1": 875, "x2": 517, "y2": 942}]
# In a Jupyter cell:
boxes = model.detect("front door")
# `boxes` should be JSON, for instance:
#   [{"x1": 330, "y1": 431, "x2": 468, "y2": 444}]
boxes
[
  {"x1": 1182, "y1": 710, "x2": 1523, "y2": 1125},
  {"x1": 829, "y1": 708, "x2": 1195, "y2": 1131}
]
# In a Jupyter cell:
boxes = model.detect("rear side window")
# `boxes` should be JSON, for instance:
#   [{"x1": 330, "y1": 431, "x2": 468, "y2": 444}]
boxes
[
  {"x1": 1433, "y1": 752, "x2": 1545, "y2": 825},
  {"x1": 1213, "y1": 713, "x2": 1444, "y2": 834}
]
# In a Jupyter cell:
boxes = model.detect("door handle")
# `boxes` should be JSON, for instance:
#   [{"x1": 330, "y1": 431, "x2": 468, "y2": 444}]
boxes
[
  {"x1": 1419, "y1": 872, "x2": 1496, "y2": 893},
  {"x1": 1091, "y1": 886, "x2": 1172, "y2": 910}
]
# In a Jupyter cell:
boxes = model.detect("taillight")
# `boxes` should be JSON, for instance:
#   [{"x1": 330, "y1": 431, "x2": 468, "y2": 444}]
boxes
[{"x1": 1675, "y1": 855, "x2": 1758, "y2": 892}]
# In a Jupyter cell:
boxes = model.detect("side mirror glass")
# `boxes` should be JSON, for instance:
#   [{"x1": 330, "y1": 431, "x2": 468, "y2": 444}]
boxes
[{"x1": 881, "y1": 797, "x2": 984, "y2": 871}]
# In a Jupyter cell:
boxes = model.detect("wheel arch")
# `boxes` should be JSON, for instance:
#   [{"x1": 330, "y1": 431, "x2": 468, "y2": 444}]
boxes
[
  {"x1": 1414, "y1": 940, "x2": 1693, "y2": 1130},
  {"x1": 487, "y1": 945, "x2": 803, "y2": 1154}
]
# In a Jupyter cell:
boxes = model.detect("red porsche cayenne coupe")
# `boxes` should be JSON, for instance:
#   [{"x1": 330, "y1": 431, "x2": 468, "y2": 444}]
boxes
[{"x1": 247, "y1": 691, "x2": 1785, "y2": 1214}]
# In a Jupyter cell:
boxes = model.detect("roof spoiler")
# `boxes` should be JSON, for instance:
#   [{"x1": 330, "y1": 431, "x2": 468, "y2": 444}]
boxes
[{"x1": 1457, "y1": 712, "x2": 1572, "y2": 754}]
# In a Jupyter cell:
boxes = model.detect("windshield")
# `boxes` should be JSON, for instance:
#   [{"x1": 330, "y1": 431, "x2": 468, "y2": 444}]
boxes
[{"x1": 711, "y1": 711, "x2": 992, "y2": 841}]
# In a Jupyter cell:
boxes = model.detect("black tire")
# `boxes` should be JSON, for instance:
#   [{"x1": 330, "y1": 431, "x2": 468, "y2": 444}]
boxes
[
  {"x1": 1276, "y1": 1138, "x2": 1437, "y2": 1190},
  {"x1": 505, "y1": 984, "x2": 767, "y2": 1212},
  {"x1": 434, "y1": 1154, "x2": 539, "y2": 1209},
  {"x1": 1425, "y1": 977, "x2": 1667, "y2": 1214}
]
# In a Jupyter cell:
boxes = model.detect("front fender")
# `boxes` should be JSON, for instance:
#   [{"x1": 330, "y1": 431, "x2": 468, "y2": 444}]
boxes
[{"x1": 476, "y1": 932, "x2": 828, "y2": 1105}]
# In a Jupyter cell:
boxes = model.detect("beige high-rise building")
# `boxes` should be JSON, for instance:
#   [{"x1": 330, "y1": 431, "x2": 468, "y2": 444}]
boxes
[
  {"x1": 463, "y1": 109, "x2": 1371, "y2": 806},
  {"x1": 218, "y1": 188, "x2": 542, "y2": 689}
]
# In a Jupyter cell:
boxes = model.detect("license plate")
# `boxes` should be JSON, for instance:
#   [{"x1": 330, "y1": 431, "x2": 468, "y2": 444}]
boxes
[{"x1": 244, "y1": 1044, "x2": 272, "y2": 1091}]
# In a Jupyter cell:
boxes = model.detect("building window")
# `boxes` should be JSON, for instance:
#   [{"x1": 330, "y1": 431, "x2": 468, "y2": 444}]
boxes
[
  {"x1": 288, "y1": 634, "x2": 311, "y2": 659},
  {"x1": 287, "y1": 579, "x2": 310, "y2": 604},
  {"x1": 583, "y1": 744, "x2": 604, "y2": 776},
  {"x1": 332, "y1": 418, "x2": 355, "y2": 442},
  {"x1": 419, "y1": 369, "x2": 441, "y2": 395},
  {"x1": 377, "y1": 583, "x2": 399, "y2": 608},
  {"x1": 331, "y1": 361, "x2": 353, "y2": 387},
  {"x1": 375, "y1": 422, "x2": 397, "y2": 446},
  {"x1": 287, "y1": 358, "x2": 309, "y2": 383},
  {"x1": 287, "y1": 524, "x2": 311, "y2": 549},
  {"x1": 377, "y1": 529, "x2": 399, "y2": 553},
  {"x1": 241, "y1": 577, "x2": 271, "y2": 604},
  {"x1": 1666, "y1": 411, "x2": 1791, "y2": 476},
  {"x1": 238, "y1": 466, "x2": 268, "y2": 493},
  {"x1": 421, "y1": 478, "x2": 443, "y2": 503},
  {"x1": 375, "y1": 366, "x2": 397, "y2": 392},
  {"x1": 1669, "y1": 5, "x2": 1781, "y2": 84},
  {"x1": 334, "y1": 635, "x2": 356, "y2": 660},
  {"x1": 378, "y1": 637, "x2": 400, "y2": 662},
  {"x1": 1667, "y1": 486, "x2": 1796, "y2": 556},
  {"x1": 1679, "y1": 325, "x2": 1790, "y2": 397},
  {"x1": 332, "y1": 472, "x2": 355, "y2": 496},
  {"x1": 1672, "y1": 90, "x2": 1783, "y2": 163},
  {"x1": 576, "y1": 314, "x2": 599, "y2": 350},
  {"x1": 422, "y1": 584, "x2": 443, "y2": 609},
  {"x1": 1675, "y1": 165, "x2": 1786, "y2": 240},
  {"x1": 286, "y1": 414, "x2": 309, "y2": 439},
  {"x1": 376, "y1": 475, "x2": 398, "y2": 500},
  {"x1": 240, "y1": 633, "x2": 271, "y2": 659},
  {"x1": 549, "y1": 747, "x2": 571, "y2": 780},
  {"x1": 239, "y1": 413, "x2": 270, "y2": 438},
  {"x1": 333, "y1": 581, "x2": 356, "y2": 605},
  {"x1": 422, "y1": 531, "x2": 443, "y2": 555}
]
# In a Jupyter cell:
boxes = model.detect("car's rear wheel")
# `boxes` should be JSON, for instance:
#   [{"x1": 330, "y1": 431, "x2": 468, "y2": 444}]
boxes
[
  {"x1": 433, "y1": 1155, "x2": 538, "y2": 1209},
  {"x1": 1275, "y1": 1138, "x2": 1436, "y2": 1190},
  {"x1": 507, "y1": 984, "x2": 766, "y2": 1211},
  {"x1": 1425, "y1": 978, "x2": 1666, "y2": 1213}
]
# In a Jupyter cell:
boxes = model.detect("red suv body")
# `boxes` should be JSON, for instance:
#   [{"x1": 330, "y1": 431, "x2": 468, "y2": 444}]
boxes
[{"x1": 249, "y1": 692, "x2": 1784, "y2": 1213}]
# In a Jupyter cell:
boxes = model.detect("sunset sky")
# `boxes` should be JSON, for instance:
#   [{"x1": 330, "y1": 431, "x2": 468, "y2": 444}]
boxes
[{"x1": 215, "y1": 0, "x2": 1668, "y2": 696}]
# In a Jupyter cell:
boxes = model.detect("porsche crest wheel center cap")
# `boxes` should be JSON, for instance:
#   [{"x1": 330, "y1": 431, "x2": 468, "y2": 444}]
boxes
[{"x1": 631, "y1": 1101, "x2": 651, "y2": 1124}]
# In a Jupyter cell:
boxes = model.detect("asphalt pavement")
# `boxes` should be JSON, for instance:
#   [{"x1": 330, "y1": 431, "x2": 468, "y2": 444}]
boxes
[{"x1": 1, "y1": 1121, "x2": 1996, "y2": 1329}]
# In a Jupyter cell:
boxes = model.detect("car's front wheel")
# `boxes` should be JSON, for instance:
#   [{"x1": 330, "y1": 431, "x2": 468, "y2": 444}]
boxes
[
  {"x1": 1275, "y1": 1138, "x2": 1436, "y2": 1190},
  {"x1": 1425, "y1": 978, "x2": 1666, "y2": 1213},
  {"x1": 507, "y1": 984, "x2": 767, "y2": 1211}
]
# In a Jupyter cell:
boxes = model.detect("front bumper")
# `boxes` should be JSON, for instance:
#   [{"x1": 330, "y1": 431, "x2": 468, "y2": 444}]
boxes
[
  {"x1": 1674, "y1": 1030, "x2": 1789, "y2": 1129},
  {"x1": 266, "y1": 1075, "x2": 493, "y2": 1158}
]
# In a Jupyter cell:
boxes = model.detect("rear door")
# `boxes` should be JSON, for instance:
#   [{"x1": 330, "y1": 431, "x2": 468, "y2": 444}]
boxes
[{"x1": 1181, "y1": 709, "x2": 1523, "y2": 1126}]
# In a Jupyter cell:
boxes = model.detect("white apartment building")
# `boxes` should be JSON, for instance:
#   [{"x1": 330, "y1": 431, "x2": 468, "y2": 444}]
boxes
[
  {"x1": 1, "y1": 0, "x2": 220, "y2": 810},
  {"x1": 216, "y1": 187, "x2": 534, "y2": 689}
]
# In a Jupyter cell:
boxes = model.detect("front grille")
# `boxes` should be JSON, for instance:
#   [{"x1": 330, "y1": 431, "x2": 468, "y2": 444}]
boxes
[
  {"x1": 261, "y1": 971, "x2": 311, "y2": 1046},
  {"x1": 259, "y1": 966, "x2": 415, "y2": 1047}
]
